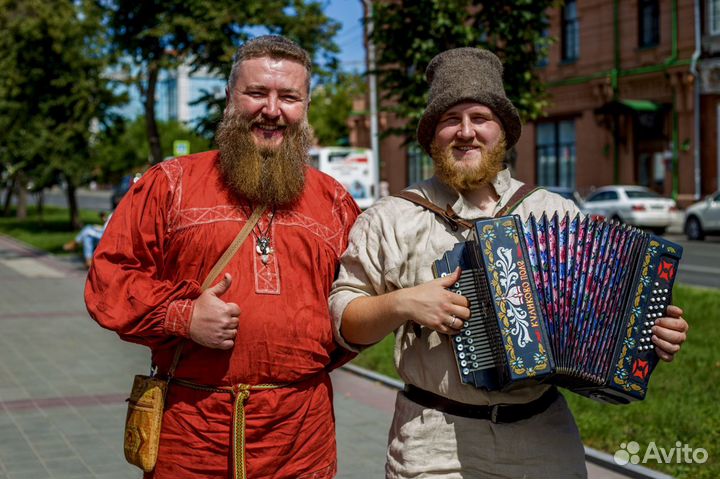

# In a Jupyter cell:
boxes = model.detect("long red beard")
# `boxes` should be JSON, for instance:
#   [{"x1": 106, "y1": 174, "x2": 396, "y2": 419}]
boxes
[
  {"x1": 215, "y1": 112, "x2": 313, "y2": 207},
  {"x1": 431, "y1": 137, "x2": 507, "y2": 193}
]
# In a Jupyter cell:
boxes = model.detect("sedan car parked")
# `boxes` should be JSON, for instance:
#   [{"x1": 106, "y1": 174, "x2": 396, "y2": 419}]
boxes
[
  {"x1": 544, "y1": 186, "x2": 584, "y2": 208},
  {"x1": 582, "y1": 185, "x2": 678, "y2": 235},
  {"x1": 684, "y1": 190, "x2": 720, "y2": 240}
]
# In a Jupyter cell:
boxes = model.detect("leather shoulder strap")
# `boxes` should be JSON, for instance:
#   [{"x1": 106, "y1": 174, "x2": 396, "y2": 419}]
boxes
[
  {"x1": 495, "y1": 184, "x2": 541, "y2": 218},
  {"x1": 392, "y1": 190, "x2": 473, "y2": 231},
  {"x1": 167, "y1": 204, "x2": 266, "y2": 378}
]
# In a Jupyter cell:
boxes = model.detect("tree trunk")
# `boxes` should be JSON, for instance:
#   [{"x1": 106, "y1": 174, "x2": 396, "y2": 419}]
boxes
[
  {"x1": 36, "y1": 189, "x2": 44, "y2": 224},
  {"x1": 15, "y1": 171, "x2": 27, "y2": 219},
  {"x1": 65, "y1": 178, "x2": 81, "y2": 230},
  {"x1": 145, "y1": 61, "x2": 163, "y2": 165},
  {"x1": 2, "y1": 175, "x2": 15, "y2": 216}
]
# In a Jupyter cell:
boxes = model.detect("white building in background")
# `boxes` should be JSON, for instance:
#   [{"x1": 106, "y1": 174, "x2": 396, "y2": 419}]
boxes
[
  {"x1": 112, "y1": 62, "x2": 226, "y2": 125},
  {"x1": 156, "y1": 64, "x2": 226, "y2": 125}
]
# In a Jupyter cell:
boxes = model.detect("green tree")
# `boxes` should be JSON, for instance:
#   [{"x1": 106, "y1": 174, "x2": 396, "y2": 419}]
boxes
[
  {"x1": 370, "y1": 0, "x2": 558, "y2": 144},
  {"x1": 0, "y1": 0, "x2": 121, "y2": 228},
  {"x1": 99, "y1": 0, "x2": 342, "y2": 163},
  {"x1": 91, "y1": 117, "x2": 213, "y2": 184},
  {"x1": 309, "y1": 72, "x2": 366, "y2": 146}
]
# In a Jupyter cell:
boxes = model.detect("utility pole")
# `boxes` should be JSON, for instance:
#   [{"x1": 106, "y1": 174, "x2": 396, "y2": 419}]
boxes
[{"x1": 362, "y1": 0, "x2": 381, "y2": 197}]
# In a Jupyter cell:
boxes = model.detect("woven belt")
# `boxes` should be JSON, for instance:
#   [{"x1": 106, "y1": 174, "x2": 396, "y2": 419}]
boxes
[
  {"x1": 172, "y1": 378, "x2": 285, "y2": 479},
  {"x1": 403, "y1": 384, "x2": 559, "y2": 423}
]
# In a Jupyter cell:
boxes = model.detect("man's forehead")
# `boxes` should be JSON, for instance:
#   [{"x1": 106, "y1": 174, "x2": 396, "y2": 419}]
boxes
[
  {"x1": 238, "y1": 56, "x2": 306, "y2": 73},
  {"x1": 441, "y1": 102, "x2": 494, "y2": 116}
]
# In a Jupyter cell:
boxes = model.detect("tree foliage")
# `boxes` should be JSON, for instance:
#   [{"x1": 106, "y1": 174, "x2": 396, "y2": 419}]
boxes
[
  {"x1": 370, "y1": 0, "x2": 559, "y2": 143},
  {"x1": 99, "y1": 0, "x2": 343, "y2": 162},
  {"x1": 0, "y1": 0, "x2": 121, "y2": 227},
  {"x1": 91, "y1": 117, "x2": 212, "y2": 183},
  {"x1": 309, "y1": 72, "x2": 366, "y2": 146}
]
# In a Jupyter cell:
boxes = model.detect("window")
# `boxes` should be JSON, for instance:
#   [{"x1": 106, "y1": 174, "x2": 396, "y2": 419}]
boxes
[
  {"x1": 407, "y1": 142, "x2": 433, "y2": 185},
  {"x1": 638, "y1": 0, "x2": 660, "y2": 48},
  {"x1": 586, "y1": 191, "x2": 619, "y2": 202},
  {"x1": 536, "y1": 120, "x2": 576, "y2": 189},
  {"x1": 710, "y1": 0, "x2": 720, "y2": 35},
  {"x1": 561, "y1": 0, "x2": 580, "y2": 62}
]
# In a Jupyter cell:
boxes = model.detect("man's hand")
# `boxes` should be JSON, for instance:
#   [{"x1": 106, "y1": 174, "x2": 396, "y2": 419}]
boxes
[
  {"x1": 652, "y1": 304, "x2": 689, "y2": 362},
  {"x1": 393, "y1": 267, "x2": 470, "y2": 335},
  {"x1": 189, "y1": 273, "x2": 241, "y2": 350}
]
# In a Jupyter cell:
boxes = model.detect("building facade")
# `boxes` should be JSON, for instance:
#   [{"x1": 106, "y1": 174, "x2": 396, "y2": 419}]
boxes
[
  {"x1": 356, "y1": 0, "x2": 720, "y2": 203},
  {"x1": 515, "y1": 0, "x2": 712, "y2": 205}
]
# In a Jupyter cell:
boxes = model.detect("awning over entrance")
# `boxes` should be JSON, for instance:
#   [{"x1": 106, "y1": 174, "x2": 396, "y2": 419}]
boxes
[{"x1": 594, "y1": 99, "x2": 667, "y2": 115}]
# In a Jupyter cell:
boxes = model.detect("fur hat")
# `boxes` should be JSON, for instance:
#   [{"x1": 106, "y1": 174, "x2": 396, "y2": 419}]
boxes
[{"x1": 416, "y1": 47, "x2": 522, "y2": 155}]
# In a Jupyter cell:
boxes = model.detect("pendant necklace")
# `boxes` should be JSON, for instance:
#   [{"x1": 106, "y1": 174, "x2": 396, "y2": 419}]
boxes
[{"x1": 251, "y1": 207, "x2": 276, "y2": 265}]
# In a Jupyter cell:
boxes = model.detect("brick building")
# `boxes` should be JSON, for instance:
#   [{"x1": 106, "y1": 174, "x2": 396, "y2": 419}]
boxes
[{"x1": 354, "y1": 0, "x2": 720, "y2": 203}]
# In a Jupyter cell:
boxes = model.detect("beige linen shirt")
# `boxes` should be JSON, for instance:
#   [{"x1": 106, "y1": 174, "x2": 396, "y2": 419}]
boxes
[{"x1": 330, "y1": 169, "x2": 580, "y2": 406}]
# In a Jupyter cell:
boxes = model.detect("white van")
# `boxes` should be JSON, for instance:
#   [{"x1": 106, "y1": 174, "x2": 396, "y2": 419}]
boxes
[{"x1": 309, "y1": 147, "x2": 378, "y2": 209}]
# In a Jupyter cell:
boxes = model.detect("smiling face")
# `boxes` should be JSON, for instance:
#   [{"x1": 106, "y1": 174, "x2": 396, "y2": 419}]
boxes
[
  {"x1": 225, "y1": 56, "x2": 309, "y2": 151},
  {"x1": 431, "y1": 102, "x2": 507, "y2": 192}
]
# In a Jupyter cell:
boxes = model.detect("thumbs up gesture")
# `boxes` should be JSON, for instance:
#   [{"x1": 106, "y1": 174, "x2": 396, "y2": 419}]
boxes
[{"x1": 189, "y1": 273, "x2": 241, "y2": 350}]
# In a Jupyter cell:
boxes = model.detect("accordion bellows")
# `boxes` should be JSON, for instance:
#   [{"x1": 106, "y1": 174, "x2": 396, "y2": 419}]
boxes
[{"x1": 433, "y1": 213, "x2": 683, "y2": 404}]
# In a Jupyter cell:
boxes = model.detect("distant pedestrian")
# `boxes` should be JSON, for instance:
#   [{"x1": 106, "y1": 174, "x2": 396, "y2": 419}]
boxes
[{"x1": 63, "y1": 211, "x2": 111, "y2": 268}]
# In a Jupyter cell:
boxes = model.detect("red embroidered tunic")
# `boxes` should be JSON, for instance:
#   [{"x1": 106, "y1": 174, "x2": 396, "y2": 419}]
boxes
[{"x1": 85, "y1": 151, "x2": 360, "y2": 478}]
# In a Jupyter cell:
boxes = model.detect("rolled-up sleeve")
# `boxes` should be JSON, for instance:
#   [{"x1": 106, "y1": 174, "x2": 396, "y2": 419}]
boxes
[
  {"x1": 330, "y1": 203, "x2": 400, "y2": 351},
  {"x1": 84, "y1": 167, "x2": 202, "y2": 348}
]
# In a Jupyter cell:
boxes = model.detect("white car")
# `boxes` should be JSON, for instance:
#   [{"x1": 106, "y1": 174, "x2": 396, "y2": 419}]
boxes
[
  {"x1": 684, "y1": 190, "x2": 720, "y2": 240},
  {"x1": 582, "y1": 185, "x2": 678, "y2": 235}
]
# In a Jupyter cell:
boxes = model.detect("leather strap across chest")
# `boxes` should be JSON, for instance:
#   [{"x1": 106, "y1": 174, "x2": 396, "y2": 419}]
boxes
[{"x1": 392, "y1": 183, "x2": 539, "y2": 231}]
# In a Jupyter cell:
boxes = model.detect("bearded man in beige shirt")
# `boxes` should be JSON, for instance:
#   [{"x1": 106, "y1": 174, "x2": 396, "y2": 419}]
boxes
[{"x1": 329, "y1": 47, "x2": 689, "y2": 479}]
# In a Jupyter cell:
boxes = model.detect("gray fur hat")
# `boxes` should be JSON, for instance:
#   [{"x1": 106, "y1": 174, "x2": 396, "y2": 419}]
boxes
[{"x1": 416, "y1": 47, "x2": 522, "y2": 155}]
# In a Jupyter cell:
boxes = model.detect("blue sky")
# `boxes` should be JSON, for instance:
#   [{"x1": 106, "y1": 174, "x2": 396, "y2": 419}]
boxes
[{"x1": 325, "y1": 0, "x2": 365, "y2": 72}]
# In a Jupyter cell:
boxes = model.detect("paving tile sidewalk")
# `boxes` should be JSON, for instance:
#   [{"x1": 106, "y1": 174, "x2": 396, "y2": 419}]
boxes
[{"x1": 0, "y1": 235, "x2": 649, "y2": 479}]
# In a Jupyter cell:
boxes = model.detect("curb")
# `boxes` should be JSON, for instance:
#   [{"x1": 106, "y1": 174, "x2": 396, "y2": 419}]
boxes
[{"x1": 341, "y1": 363, "x2": 674, "y2": 479}]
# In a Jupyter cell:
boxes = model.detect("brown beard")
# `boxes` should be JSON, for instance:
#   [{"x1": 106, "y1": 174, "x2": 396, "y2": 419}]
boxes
[
  {"x1": 431, "y1": 136, "x2": 507, "y2": 193},
  {"x1": 216, "y1": 112, "x2": 313, "y2": 207}
]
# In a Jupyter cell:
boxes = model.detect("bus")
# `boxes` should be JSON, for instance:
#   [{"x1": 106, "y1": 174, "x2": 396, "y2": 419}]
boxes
[{"x1": 309, "y1": 147, "x2": 378, "y2": 209}]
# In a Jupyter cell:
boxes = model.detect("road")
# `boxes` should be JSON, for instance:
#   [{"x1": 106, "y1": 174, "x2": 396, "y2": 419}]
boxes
[
  {"x1": 44, "y1": 188, "x2": 720, "y2": 289},
  {"x1": 664, "y1": 234, "x2": 720, "y2": 289}
]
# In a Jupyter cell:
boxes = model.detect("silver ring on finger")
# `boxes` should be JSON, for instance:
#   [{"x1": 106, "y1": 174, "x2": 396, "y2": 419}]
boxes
[{"x1": 449, "y1": 315, "x2": 457, "y2": 328}]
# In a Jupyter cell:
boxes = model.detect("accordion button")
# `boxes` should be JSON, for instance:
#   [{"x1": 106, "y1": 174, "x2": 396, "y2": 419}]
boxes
[
  {"x1": 459, "y1": 352, "x2": 466, "y2": 359},
  {"x1": 464, "y1": 330, "x2": 471, "y2": 336},
  {"x1": 455, "y1": 336, "x2": 462, "y2": 343},
  {"x1": 463, "y1": 368, "x2": 470, "y2": 375},
  {"x1": 471, "y1": 354, "x2": 477, "y2": 360},
  {"x1": 649, "y1": 345, "x2": 655, "y2": 349},
  {"x1": 457, "y1": 344, "x2": 464, "y2": 351},
  {"x1": 662, "y1": 296, "x2": 667, "y2": 301},
  {"x1": 461, "y1": 360, "x2": 467, "y2": 367},
  {"x1": 467, "y1": 338, "x2": 474, "y2": 344},
  {"x1": 654, "y1": 282, "x2": 660, "y2": 287},
  {"x1": 469, "y1": 346, "x2": 476, "y2": 352},
  {"x1": 664, "y1": 288, "x2": 669, "y2": 293},
  {"x1": 472, "y1": 362, "x2": 479, "y2": 368}
]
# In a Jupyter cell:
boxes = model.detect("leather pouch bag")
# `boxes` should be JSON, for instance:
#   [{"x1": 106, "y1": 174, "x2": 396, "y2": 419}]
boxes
[{"x1": 123, "y1": 375, "x2": 168, "y2": 472}]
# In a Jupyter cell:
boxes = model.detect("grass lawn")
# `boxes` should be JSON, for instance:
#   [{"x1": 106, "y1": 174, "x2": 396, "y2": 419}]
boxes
[
  {"x1": 0, "y1": 206, "x2": 104, "y2": 254},
  {"x1": 353, "y1": 284, "x2": 719, "y2": 478}
]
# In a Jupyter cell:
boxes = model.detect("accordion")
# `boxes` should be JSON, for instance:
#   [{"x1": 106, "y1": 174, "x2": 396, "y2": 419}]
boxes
[{"x1": 432, "y1": 213, "x2": 683, "y2": 404}]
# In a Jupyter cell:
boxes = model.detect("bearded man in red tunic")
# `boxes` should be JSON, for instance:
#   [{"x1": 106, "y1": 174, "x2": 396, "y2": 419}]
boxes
[{"x1": 85, "y1": 35, "x2": 360, "y2": 479}]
